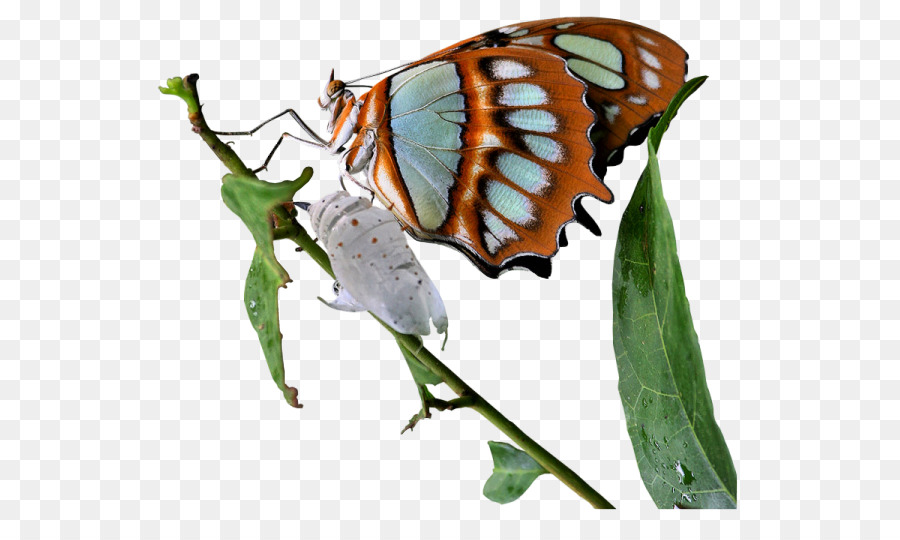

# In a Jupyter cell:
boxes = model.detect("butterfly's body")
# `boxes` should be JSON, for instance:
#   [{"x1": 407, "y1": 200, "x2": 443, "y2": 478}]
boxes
[{"x1": 223, "y1": 17, "x2": 688, "y2": 277}]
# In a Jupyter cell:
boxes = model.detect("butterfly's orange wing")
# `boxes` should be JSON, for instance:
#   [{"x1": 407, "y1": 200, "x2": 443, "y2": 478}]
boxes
[{"x1": 360, "y1": 17, "x2": 689, "y2": 277}]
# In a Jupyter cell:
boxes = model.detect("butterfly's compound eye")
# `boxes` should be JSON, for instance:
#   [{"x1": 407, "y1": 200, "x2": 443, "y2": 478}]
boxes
[
  {"x1": 318, "y1": 78, "x2": 346, "y2": 108},
  {"x1": 328, "y1": 80, "x2": 346, "y2": 97},
  {"x1": 332, "y1": 280, "x2": 343, "y2": 296}
]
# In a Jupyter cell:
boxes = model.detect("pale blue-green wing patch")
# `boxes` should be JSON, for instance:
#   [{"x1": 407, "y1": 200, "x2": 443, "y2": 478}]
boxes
[
  {"x1": 386, "y1": 61, "x2": 466, "y2": 231},
  {"x1": 553, "y1": 34, "x2": 625, "y2": 90}
]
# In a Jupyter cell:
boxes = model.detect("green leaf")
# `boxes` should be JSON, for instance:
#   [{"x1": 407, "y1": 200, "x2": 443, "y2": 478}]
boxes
[
  {"x1": 245, "y1": 247, "x2": 300, "y2": 408},
  {"x1": 220, "y1": 168, "x2": 314, "y2": 407},
  {"x1": 220, "y1": 168, "x2": 314, "y2": 284},
  {"x1": 400, "y1": 338, "x2": 443, "y2": 387},
  {"x1": 483, "y1": 441, "x2": 548, "y2": 504},
  {"x1": 612, "y1": 77, "x2": 737, "y2": 509}
]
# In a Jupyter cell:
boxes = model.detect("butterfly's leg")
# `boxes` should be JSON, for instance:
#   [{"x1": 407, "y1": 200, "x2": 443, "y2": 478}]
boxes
[
  {"x1": 252, "y1": 132, "x2": 323, "y2": 173},
  {"x1": 339, "y1": 142, "x2": 376, "y2": 198},
  {"x1": 213, "y1": 108, "x2": 329, "y2": 147},
  {"x1": 339, "y1": 162, "x2": 373, "y2": 196}
]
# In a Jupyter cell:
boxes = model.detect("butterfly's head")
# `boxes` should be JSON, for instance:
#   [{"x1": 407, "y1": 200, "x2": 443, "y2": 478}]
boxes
[
  {"x1": 317, "y1": 69, "x2": 349, "y2": 110},
  {"x1": 318, "y1": 69, "x2": 356, "y2": 132}
]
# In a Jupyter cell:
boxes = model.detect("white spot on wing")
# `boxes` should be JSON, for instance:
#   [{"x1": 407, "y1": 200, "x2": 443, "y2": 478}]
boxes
[
  {"x1": 479, "y1": 132, "x2": 502, "y2": 148},
  {"x1": 627, "y1": 94, "x2": 648, "y2": 105},
  {"x1": 643, "y1": 69, "x2": 661, "y2": 89},
  {"x1": 636, "y1": 34, "x2": 657, "y2": 46},
  {"x1": 498, "y1": 25, "x2": 518, "y2": 34},
  {"x1": 489, "y1": 59, "x2": 534, "y2": 80},
  {"x1": 603, "y1": 104, "x2": 620, "y2": 124},
  {"x1": 555, "y1": 22, "x2": 575, "y2": 29},
  {"x1": 509, "y1": 29, "x2": 528, "y2": 37},
  {"x1": 638, "y1": 47, "x2": 662, "y2": 69}
]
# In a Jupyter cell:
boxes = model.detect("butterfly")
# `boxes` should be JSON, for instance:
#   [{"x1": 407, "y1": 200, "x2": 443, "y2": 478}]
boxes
[
  {"x1": 217, "y1": 17, "x2": 689, "y2": 278},
  {"x1": 300, "y1": 190, "x2": 448, "y2": 337}
]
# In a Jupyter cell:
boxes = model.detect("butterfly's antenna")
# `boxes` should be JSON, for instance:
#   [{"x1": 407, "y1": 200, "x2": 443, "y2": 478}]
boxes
[
  {"x1": 345, "y1": 84, "x2": 373, "y2": 89},
  {"x1": 293, "y1": 201, "x2": 311, "y2": 211},
  {"x1": 345, "y1": 61, "x2": 414, "y2": 85}
]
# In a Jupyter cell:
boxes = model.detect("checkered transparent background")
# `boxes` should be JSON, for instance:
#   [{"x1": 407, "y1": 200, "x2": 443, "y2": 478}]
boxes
[{"x1": 0, "y1": 0, "x2": 895, "y2": 538}]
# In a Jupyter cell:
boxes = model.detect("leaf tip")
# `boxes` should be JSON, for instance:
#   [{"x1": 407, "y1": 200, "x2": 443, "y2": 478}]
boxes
[{"x1": 284, "y1": 385, "x2": 302, "y2": 408}]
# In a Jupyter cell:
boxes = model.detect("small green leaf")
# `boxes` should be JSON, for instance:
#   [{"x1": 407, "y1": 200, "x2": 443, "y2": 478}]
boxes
[
  {"x1": 220, "y1": 168, "x2": 314, "y2": 407},
  {"x1": 612, "y1": 76, "x2": 737, "y2": 509},
  {"x1": 483, "y1": 441, "x2": 548, "y2": 504},
  {"x1": 245, "y1": 247, "x2": 299, "y2": 408},
  {"x1": 400, "y1": 339, "x2": 443, "y2": 387},
  {"x1": 220, "y1": 168, "x2": 314, "y2": 282}
]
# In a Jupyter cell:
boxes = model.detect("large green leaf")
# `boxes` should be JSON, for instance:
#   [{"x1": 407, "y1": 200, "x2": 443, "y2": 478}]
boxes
[
  {"x1": 483, "y1": 441, "x2": 548, "y2": 504},
  {"x1": 612, "y1": 77, "x2": 737, "y2": 509}
]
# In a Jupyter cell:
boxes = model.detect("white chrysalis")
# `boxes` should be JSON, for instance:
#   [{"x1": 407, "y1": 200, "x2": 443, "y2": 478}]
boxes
[{"x1": 305, "y1": 191, "x2": 449, "y2": 337}]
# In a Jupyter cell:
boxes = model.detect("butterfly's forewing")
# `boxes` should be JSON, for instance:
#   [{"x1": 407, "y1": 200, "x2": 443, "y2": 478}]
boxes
[
  {"x1": 419, "y1": 17, "x2": 689, "y2": 172},
  {"x1": 360, "y1": 17, "x2": 688, "y2": 277}
]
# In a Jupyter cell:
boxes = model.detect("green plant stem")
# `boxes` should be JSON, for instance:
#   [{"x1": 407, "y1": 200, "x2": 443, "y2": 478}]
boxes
[
  {"x1": 163, "y1": 73, "x2": 614, "y2": 510},
  {"x1": 391, "y1": 332, "x2": 615, "y2": 509},
  {"x1": 181, "y1": 76, "x2": 254, "y2": 178}
]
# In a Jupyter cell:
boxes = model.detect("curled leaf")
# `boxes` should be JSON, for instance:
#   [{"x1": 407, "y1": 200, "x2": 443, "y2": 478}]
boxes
[{"x1": 219, "y1": 169, "x2": 314, "y2": 407}]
